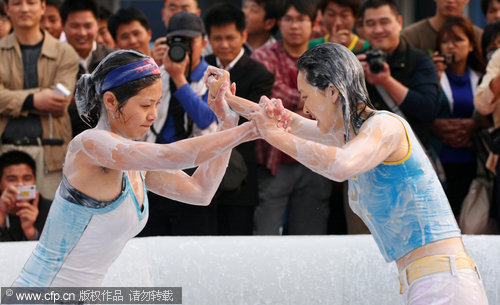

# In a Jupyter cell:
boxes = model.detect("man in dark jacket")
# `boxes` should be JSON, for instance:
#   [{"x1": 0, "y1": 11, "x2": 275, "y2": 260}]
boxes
[{"x1": 204, "y1": 3, "x2": 274, "y2": 234}]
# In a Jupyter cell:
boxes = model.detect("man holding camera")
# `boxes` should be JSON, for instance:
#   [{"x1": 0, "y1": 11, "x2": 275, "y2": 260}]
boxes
[
  {"x1": 141, "y1": 12, "x2": 218, "y2": 236},
  {"x1": 357, "y1": 0, "x2": 439, "y2": 152},
  {"x1": 0, "y1": 150, "x2": 51, "y2": 241},
  {"x1": 0, "y1": 0, "x2": 79, "y2": 200}
]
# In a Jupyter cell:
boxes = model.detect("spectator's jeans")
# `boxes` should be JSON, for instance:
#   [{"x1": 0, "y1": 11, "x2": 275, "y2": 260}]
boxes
[
  {"x1": 401, "y1": 253, "x2": 488, "y2": 305},
  {"x1": 254, "y1": 163, "x2": 331, "y2": 235}
]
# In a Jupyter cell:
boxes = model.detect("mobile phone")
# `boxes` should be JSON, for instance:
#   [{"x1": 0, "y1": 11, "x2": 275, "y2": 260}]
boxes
[
  {"x1": 17, "y1": 185, "x2": 36, "y2": 201},
  {"x1": 53, "y1": 83, "x2": 71, "y2": 98}
]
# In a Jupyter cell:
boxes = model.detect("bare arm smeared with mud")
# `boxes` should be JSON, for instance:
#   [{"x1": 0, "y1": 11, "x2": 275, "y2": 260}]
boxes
[
  {"x1": 65, "y1": 74, "x2": 257, "y2": 205},
  {"x1": 205, "y1": 67, "x2": 406, "y2": 181},
  {"x1": 205, "y1": 66, "x2": 343, "y2": 146}
]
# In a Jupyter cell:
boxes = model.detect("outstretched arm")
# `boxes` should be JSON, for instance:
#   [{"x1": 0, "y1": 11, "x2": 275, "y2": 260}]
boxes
[
  {"x1": 205, "y1": 66, "x2": 343, "y2": 146},
  {"x1": 145, "y1": 80, "x2": 253, "y2": 205},
  {"x1": 253, "y1": 110, "x2": 406, "y2": 181}
]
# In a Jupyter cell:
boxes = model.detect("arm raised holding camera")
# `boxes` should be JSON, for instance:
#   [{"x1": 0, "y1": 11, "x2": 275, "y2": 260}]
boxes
[
  {"x1": 0, "y1": 184, "x2": 40, "y2": 240},
  {"x1": 357, "y1": 52, "x2": 409, "y2": 106}
]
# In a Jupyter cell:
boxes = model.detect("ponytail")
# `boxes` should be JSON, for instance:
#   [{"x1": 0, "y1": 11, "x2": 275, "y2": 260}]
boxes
[{"x1": 75, "y1": 73, "x2": 101, "y2": 127}]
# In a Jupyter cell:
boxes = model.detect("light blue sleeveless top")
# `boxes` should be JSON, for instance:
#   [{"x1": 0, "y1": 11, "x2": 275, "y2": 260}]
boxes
[
  {"x1": 13, "y1": 172, "x2": 149, "y2": 287},
  {"x1": 348, "y1": 111, "x2": 460, "y2": 262}
]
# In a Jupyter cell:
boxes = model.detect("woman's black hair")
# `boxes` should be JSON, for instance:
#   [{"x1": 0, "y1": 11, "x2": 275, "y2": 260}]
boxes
[
  {"x1": 482, "y1": 21, "x2": 500, "y2": 59},
  {"x1": 75, "y1": 49, "x2": 161, "y2": 127},
  {"x1": 297, "y1": 42, "x2": 373, "y2": 141}
]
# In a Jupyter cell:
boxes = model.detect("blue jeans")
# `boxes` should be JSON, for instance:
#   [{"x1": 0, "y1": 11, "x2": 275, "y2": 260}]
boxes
[{"x1": 254, "y1": 163, "x2": 332, "y2": 235}]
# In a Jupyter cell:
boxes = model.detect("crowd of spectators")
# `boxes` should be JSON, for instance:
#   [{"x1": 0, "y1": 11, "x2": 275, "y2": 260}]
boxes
[{"x1": 1, "y1": 0, "x2": 499, "y2": 240}]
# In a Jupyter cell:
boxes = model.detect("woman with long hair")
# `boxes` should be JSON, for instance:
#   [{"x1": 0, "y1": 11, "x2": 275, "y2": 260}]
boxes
[
  {"x1": 432, "y1": 16, "x2": 487, "y2": 216},
  {"x1": 208, "y1": 42, "x2": 488, "y2": 304}
]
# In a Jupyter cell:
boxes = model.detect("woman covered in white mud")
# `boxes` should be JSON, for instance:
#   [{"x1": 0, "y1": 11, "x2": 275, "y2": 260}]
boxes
[
  {"x1": 207, "y1": 42, "x2": 488, "y2": 305},
  {"x1": 12, "y1": 49, "x2": 257, "y2": 287}
]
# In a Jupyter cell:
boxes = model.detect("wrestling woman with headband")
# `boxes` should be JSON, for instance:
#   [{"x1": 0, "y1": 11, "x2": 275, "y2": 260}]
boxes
[{"x1": 12, "y1": 49, "x2": 257, "y2": 287}]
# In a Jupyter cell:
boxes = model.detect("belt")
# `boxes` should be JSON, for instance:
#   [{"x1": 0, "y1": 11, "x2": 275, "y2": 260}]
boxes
[
  {"x1": 2, "y1": 137, "x2": 63, "y2": 146},
  {"x1": 399, "y1": 251, "x2": 476, "y2": 294}
]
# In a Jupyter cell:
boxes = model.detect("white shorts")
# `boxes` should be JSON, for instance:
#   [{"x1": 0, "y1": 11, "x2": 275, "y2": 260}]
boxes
[{"x1": 403, "y1": 268, "x2": 488, "y2": 305}]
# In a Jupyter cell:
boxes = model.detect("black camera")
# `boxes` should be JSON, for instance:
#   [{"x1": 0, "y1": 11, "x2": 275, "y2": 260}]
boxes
[
  {"x1": 365, "y1": 49, "x2": 387, "y2": 74},
  {"x1": 166, "y1": 36, "x2": 191, "y2": 62},
  {"x1": 437, "y1": 53, "x2": 456, "y2": 65}
]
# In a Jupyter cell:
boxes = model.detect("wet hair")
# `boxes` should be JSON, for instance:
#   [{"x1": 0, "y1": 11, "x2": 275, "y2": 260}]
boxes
[
  {"x1": 0, "y1": 150, "x2": 36, "y2": 179},
  {"x1": 319, "y1": 0, "x2": 361, "y2": 18},
  {"x1": 297, "y1": 43, "x2": 373, "y2": 142},
  {"x1": 437, "y1": 16, "x2": 486, "y2": 74},
  {"x1": 359, "y1": 0, "x2": 400, "y2": 19},
  {"x1": 107, "y1": 7, "x2": 151, "y2": 41},
  {"x1": 60, "y1": 0, "x2": 98, "y2": 24},
  {"x1": 75, "y1": 49, "x2": 161, "y2": 127},
  {"x1": 204, "y1": 3, "x2": 245, "y2": 36},
  {"x1": 279, "y1": 0, "x2": 317, "y2": 22},
  {"x1": 481, "y1": 21, "x2": 500, "y2": 59}
]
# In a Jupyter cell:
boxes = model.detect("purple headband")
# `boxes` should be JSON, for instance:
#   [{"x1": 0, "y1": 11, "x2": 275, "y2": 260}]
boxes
[{"x1": 100, "y1": 58, "x2": 161, "y2": 93}]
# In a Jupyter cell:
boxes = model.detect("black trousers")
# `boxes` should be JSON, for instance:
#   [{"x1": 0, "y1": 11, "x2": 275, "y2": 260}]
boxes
[{"x1": 138, "y1": 191, "x2": 217, "y2": 236}]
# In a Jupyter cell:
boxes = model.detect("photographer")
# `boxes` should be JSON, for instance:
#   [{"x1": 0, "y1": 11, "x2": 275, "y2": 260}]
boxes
[
  {"x1": 357, "y1": 0, "x2": 439, "y2": 153},
  {"x1": 0, "y1": 150, "x2": 51, "y2": 241},
  {"x1": 141, "y1": 12, "x2": 218, "y2": 236}
]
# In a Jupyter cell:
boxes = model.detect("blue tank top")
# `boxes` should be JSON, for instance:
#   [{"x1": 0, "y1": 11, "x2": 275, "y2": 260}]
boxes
[
  {"x1": 13, "y1": 172, "x2": 149, "y2": 287},
  {"x1": 348, "y1": 111, "x2": 460, "y2": 262}
]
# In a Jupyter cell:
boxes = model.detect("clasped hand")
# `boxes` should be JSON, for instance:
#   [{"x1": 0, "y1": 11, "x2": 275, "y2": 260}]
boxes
[{"x1": 203, "y1": 66, "x2": 292, "y2": 136}]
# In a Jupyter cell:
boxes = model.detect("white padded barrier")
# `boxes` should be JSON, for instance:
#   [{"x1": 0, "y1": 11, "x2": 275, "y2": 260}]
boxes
[{"x1": 1, "y1": 235, "x2": 499, "y2": 305}]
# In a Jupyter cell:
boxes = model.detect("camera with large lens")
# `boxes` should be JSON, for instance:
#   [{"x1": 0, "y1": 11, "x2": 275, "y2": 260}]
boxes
[
  {"x1": 166, "y1": 36, "x2": 191, "y2": 62},
  {"x1": 365, "y1": 48, "x2": 387, "y2": 74}
]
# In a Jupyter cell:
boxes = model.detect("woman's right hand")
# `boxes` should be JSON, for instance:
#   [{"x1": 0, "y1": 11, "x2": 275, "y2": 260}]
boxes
[
  {"x1": 258, "y1": 96, "x2": 292, "y2": 132},
  {"x1": 431, "y1": 51, "x2": 447, "y2": 81}
]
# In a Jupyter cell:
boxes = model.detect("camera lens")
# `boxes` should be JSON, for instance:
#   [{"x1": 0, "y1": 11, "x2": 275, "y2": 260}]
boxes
[
  {"x1": 369, "y1": 58, "x2": 385, "y2": 74},
  {"x1": 168, "y1": 45, "x2": 187, "y2": 62}
]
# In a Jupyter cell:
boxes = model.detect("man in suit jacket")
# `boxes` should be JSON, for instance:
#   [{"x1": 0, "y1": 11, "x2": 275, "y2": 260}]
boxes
[{"x1": 204, "y1": 3, "x2": 274, "y2": 235}]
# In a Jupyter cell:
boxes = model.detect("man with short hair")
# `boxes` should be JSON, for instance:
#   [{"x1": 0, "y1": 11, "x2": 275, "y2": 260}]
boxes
[
  {"x1": 309, "y1": 0, "x2": 370, "y2": 53},
  {"x1": 0, "y1": 0, "x2": 78, "y2": 199},
  {"x1": 96, "y1": 4, "x2": 115, "y2": 49},
  {"x1": 482, "y1": 0, "x2": 500, "y2": 24},
  {"x1": 204, "y1": 2, "x2": 274, "y2": 234},
  {"x1": 140, "y1": 12, "x2": 218, "y2": 236},
  {"x1": 251, "y1": 0, "x2": 332, "y2": 235},
  {"x1": 0, "y1": 150, "x2": 51, "y2": 241},
  {"x1": 107, "y1": 7, "x2": 152, "y2": 56},
  {"x1": 60, "y1": 0, "x2": 114, "y2": 136},
  {"x1": 358, "y1": 0, "x2": 439, "y2": 152},
  {"x1": 41, "y1": 0, "x2": 63, "y2": 40},
  {"x1": 242, "y1": 0, "x2": 278, "y2": 53},
  {"x1": 153, "y1": 0, "x2": 200, "y2": 66},
  {"x1": 402, "y1": 0, "x2": 482, "y2": 54}
]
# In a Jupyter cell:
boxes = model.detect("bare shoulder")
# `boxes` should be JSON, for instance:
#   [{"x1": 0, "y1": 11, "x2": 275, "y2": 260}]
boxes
[{"x1": 360, "y1": 112, "x2": 406, "y2": 138}]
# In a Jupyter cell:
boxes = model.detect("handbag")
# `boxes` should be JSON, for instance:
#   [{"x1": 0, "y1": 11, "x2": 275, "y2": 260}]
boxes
[
  {"x1": 459, "y1": 134, "x2": 495, "y2": 234},
  {"x1": 459, "y1": 170, "x2": 492, "y2": 234}
]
